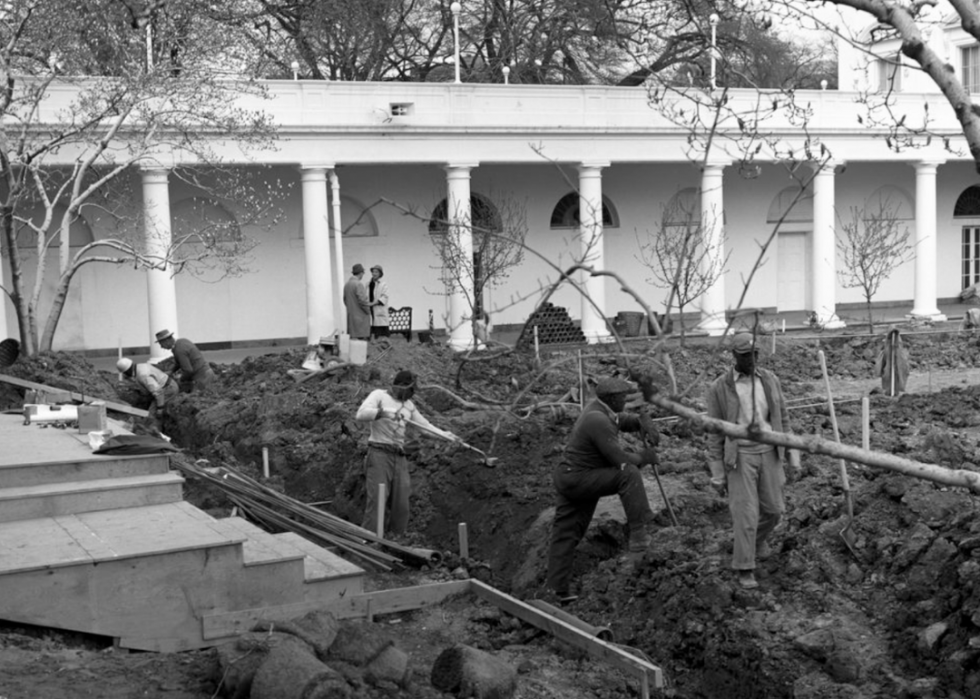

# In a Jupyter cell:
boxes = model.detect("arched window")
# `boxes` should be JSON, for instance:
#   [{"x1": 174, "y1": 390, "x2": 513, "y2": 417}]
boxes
[
  {"x1": 428, "y1": 193, "x2": 502, "y2": 235},
  {"x1": 549, "y1": 192, "x2": 619, "y2": 229},
  {"x1": 766, "y1": 187, "x2": 813, "y2": 224},
  {"x1": 866, "y1": 185, "x2": 913, "y2": 221},
  {"x1": 16, "y1": 204, "x2": 94, "y2": 249},
  {"x1": 333, "y1": 196, "x2": 378, "y2": 237},
  {"x1": 954, "y1": 185, "x2": 980, "y2": 217}
]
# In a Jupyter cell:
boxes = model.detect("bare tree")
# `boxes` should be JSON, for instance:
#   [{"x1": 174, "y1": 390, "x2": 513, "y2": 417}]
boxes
[
  {"x1": 0, "y1": 0, "x2": 279, "y2": 355},
  {"x1": 638, "y1": 198, "x2": 729, "y2": 345},
  {"x1": 837, "y1": 199, "x2": 913, "y2": 333}
]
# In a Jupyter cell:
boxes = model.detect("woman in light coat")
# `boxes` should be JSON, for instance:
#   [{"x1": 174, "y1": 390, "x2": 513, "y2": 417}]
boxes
[{"x1": 368, "y1": 264, "x2": 390, "y2": 338}]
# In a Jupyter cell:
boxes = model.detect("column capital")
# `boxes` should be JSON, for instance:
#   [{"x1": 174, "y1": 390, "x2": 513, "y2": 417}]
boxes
[
  {"x1": 700, "y1": 159, "x2": 731, "y2": 173},
  {"x1": 911, "y1": 159, "x2": 946, "y2": 171},
  {"x1": 808, "y1": 158, "x2": 843, "y2": 175},
  {"x1": 444, "y1": 162, "x2": 479, "y2": 173},
  {"x1": 139, "y1": 167, "x2": 170, "y2": 184},
  {"x1": 577, "y1": 161, "x2": 610, "y2": 173},
  {"x1": 298, "y1": 165, "x2": 334, "y2": 181}
]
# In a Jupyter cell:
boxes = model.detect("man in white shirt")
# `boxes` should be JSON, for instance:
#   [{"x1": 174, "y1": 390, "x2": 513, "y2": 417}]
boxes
[
  {"x1": 117, "y1": 357, "x2": 179, "y2": 427},
  {"x1": 355, "y1": 369, "x2": 459, "y2": 536}
]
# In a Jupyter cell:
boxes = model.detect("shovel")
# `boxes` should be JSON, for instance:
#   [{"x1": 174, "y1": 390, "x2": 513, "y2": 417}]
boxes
[
  {"x1": 401, "y1": 415, "x2": 499, "y2": 468},
  {"x1": 817, "y1": 350, "x2": 859, "y2": 558}
]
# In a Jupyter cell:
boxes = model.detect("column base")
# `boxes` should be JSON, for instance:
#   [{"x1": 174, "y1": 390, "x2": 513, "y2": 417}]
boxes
[
  {"x1": 907, "y1": 312, "x2": 947, "y2": 323},
  {"x1": 448, "y1": 336, "x2": 477, "y2": 352},
  {"x1": 582, "y1": 328, "x2": 613, "y2": 344},
  {"x1": 696, "y1": 313, "x2": 728, "y2": 337},
  {"x1": 814, "y1": 314, "x2": 846, "y2": 330}
]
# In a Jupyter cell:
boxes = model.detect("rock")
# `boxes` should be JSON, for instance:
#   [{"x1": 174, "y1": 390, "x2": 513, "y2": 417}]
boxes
[
  {"x1": 794, "y1": 628, "x2": 836, "y2": 661},
  {"x1": 215, "y1": 631, "x2": 298, "y2": 699},
  {"x1": 328, "y1": 621, "x2": 395, "y2": 666},
  {"x1": 892, "y1": 523, "x2": 936, "y2": 571},
  {"x1": 364, "y1": 642, "x2": 410, "y2": 686},
  {"x1": 918, "y1": 622, "x2": 949, "y2": 652},
  {"x1": 792, "y1": 671, "x2": 865, "y2": 698},
  {"x1": 907, "y1": 677, "x2": 940, "y2": 697},
  {"x1": 249, "y1": 635, "x2": 349, "y2": 699},
  {"x1": 431, "y1": 644, "x2": 518, "y2": 699},
  {"x1": 251, "y1": 610, "x2": 340, "y2": 660},
  {"x1": 826, "y1": 648, "x2": 863, "y2": 683}
]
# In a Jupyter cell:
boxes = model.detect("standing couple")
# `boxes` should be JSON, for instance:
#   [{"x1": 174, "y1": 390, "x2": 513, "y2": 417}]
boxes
[{"x1": 344, "y1": 263, "x2": 389, "y2": 340}]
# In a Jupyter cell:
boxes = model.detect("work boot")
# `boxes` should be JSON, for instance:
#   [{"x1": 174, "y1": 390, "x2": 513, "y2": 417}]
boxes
[
  {"x1": 628, "y1": 528, "x2": 651, "y2": 553},
  {"x1": 737, "y1": 571, "x2": 759, "y2": 589}
]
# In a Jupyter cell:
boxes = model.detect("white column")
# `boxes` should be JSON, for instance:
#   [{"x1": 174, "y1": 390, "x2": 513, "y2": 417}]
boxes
[
  {"x1": 0, "y1": 257, "x2": 8, "y2": 340},
  {"x1": 141, "y1": 168, "x2": 179, "y2": 361},
  {"x1": 300, "y1": 166, "x2": 335, "y2": 344},
  {"x1": 445, "y1": 163, "x2": 477, "y2": 350},
  {"x1": 910, "y1": 161, "x2": 946, "y2": 321},
  {"x1": 697, "y1": 162, "x2": 728, "y2": 336},
  {"x1": 578, "y1": 162, "x2": 611, "y2": 342},
  {"x1": 811, "y1": 161, "x2": 845, "y2": 329},
  {"x1": 329, "y1": 170, "x2": 346, "y2": 331}
]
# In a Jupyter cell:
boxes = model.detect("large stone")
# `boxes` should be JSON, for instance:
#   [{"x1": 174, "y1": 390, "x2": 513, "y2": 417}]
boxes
[
  {"x1": 249, "y1": 635, "x2": 350, "y2": 699},
  {"x1": 365, "y1": 642, "x2": 410, "y2": 687},
  {"x1": 215, "y1": 631, "x2": 298, "y2": 699},
  {"x1": 918, "y1": 622, "x2": 949, "y2": 652},
  {"x1": 431, "y1": 644, "x2": 517, "y2": 699},
  {"x1": 327, "y1": 621, "x2": 395, "y2": 666},
  {"x1": 251, "y1": 610, "x2": 341, "y2": 660}
]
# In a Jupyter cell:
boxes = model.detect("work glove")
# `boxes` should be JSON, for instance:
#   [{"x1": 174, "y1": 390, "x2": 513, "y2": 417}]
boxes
[
  {"x1": 638, "y1": 447, "x2": 659, "y2": 468},
  {"x1": 708, "y1": 460, "x2": 727, "y2": 496},
  {"x1": 639, "y1": 415, "x2": 660, "y2": 447}
]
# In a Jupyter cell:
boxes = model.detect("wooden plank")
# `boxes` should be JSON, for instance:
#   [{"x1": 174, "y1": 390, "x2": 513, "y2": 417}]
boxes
[
  {"x1": 469, "y1": 580, "x2": 664, "y2": 691},
  {"x1": 201, "y1": 580, "x2": 473, "y2": 640},
  {"x1": 206, "y1": 517, "x2": 304, "y2": 566},
  {"x1": 0, "y1": 374, "x2": 149, "y2": 418},
  {"x1": 276, "y1": 532, "x2": 364, "y2": 580}
]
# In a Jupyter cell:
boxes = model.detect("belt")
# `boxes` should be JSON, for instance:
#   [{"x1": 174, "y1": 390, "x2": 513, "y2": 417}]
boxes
[{"x1": 369, "y1": 442, "x2": 405, "y2": 456}]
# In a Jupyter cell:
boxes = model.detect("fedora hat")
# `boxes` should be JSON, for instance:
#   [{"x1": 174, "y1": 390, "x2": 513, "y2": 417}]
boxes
[{"x1": 155, "y1": 329, "x2": 174, "y2": 343}]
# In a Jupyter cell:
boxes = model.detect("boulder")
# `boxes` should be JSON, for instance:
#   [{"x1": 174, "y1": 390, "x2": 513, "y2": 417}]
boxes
[
  {"x1": 431, "y1": 644, "x2": 517, "y2": 699},
  {"x1": 364, "y1": 642, "x2": 410, "y2": 687},
  {"x1": 215, "y1": 631, "x2": 298, "y2": 699},
  {"x1": 251, "y1": 610, "x2": 340, "y2": 660},
  {"x1": 249, "y1": 635, "x2": 350, "y2": 699}
]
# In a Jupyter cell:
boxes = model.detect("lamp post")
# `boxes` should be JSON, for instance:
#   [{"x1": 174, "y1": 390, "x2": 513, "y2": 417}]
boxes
[
  {"x1": 502, "y1": 65, "x2": 510, "y2": 85},
  {"x1": 451, "y1": 2, "x2": 461, "y2": 84},
  {"x1": 291, "y1": 60, "x2": 300, "y2": 81},
  {"x1": 709, "y1": 13, "x2": 719, "y2": 90}
]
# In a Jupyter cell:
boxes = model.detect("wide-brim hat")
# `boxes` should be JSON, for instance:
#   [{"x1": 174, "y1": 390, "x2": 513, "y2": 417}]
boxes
[
  {"x1": 155, "y1": 329, "x2": 174, "y2": 343},
  {"x1": 371, "y1": 264, "x2": 383, "y2": 274}
]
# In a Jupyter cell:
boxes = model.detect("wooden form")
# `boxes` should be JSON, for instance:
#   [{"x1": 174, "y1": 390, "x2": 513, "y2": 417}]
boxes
[
  {"x1": 202, "y1": 578, "x2": 664, "y2": 696},
  {"x1": 0, "y1": 374, "x2": 149, "y2": 418}
]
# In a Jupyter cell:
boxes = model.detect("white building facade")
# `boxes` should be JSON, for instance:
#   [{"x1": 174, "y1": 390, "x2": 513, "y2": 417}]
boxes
[{"x1": 2, "y1": 74, "x2": 978, "y2": 354}]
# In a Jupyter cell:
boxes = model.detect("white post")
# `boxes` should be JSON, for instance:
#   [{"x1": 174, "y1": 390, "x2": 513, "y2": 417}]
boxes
[
  {"x1": 910, "y1": 161, "x2": 946, "y2": 321},
  {"x1": 862, "y1": 397, "x2": 870, "y2": 451},
  {"x1": 300, "y1": 166, "x2": 335, "y2": 344},
  {"x1": 330, "y1": 170, "x2": 346, "y2": 333},
  {"x1": 811, "y1": 161, "x2": 845, "y2": 329},
  {"x1": 451, "y1": 2, "x2": 462, "y2": 84},
  {"x1": 578, "y1": 162, "x2": 611, "y2": 342},
  {"x1": 458, "y1": 522, "x2": 469, "y2": 559},
  {"x1": 141, "y1": 168, "x2": 179, "y2": 361},
  {"x1": 697, "y1": 162, "x2": 728, "y2": 336},
  {"x1": 445, "y1": 163, "x2": 477, "y2": 350},
  {"x1": 376, "y1": 482, "x2": 386, "y2": 539}
]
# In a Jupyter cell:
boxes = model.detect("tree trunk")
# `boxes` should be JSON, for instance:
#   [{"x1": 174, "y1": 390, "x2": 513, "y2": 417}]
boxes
[
  {"x1": 38, "y1": 268, "x2": 77, "y2": 352},
  {"x1": 0, "y1": 205, "x2": 36, "y2": 355},
  {"x1": 644, "y1": 393, "x2": 980, "y2": 494}
]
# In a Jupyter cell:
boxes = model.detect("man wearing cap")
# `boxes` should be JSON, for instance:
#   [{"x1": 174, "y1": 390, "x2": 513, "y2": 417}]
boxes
[
  {"x1": 705, "y1": 331, "x2": 791, "y2": 589},
  {"x1": 355, "y1": 369, "x2": 460, "y2": 536},
  {"x1": 344, "y1": 263, "x2": 371, "y2": 340},
  {"x1": 546, "y1": 376, "x2": 661, "y2": 603},
  {"x1": 155, "y1": 329, "x2": 214, "y2": 393},
  {"x1": 116, "y1": 357, "x2": 179, "y2": 426},
  {"x1": 367, "y1": 265, "x2": 390, "y2": 339}
]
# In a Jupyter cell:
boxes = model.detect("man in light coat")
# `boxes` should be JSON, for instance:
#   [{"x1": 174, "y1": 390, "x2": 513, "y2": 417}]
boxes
[
  {"x1": 705, "y1": 332, "x2": 793, "y2": 589},
  {"x1": 117, "y1": 357, "x2": 179, "y2": 428},
  {"x1": 368, "y1": 264, "x2": 390, "y2": 339},
  {"x1": 344, "y1": 263, "x2": 371, "y2": 340}
]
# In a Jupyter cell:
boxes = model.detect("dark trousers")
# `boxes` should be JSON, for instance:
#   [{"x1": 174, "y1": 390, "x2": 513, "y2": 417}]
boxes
[
  {"x1": 546, "y1": 463, "x2": 653, "y2": 594},
  {"x1": 361, "y1": 446, "x2": 411, "y2": 536},
  {"x1": 179, "y1": 367, "x2": 214, "y2": 394}
]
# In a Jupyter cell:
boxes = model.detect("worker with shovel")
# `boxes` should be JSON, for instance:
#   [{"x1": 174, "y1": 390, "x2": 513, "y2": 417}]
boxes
[
  {"x1": 355, "y1": 369, "x2": 460, "y2": 537},
  {"x1": 545, "y1": 376, "x2": 661, "y2": 604},
  {"x1": 705, "y1": 332, "x2": 796, "y2": 590}
]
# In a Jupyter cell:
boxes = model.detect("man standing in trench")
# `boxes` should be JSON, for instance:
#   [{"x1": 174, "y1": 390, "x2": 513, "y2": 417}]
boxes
[
  {"x1": 705, "y1": 332, "x2": 794, "y2": 589},
  {"x1": 155, "y1": 329, "x2": 214, "y2": 393},
  {"x1": 546, "y1": 376, "x2": 661, "y2": 604}
]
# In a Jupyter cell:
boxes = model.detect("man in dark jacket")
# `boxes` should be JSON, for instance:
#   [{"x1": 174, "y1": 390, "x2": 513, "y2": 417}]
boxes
[
  {"x1": 546, "y1": 376, "x2": 660, "y2": 603},
  {"x1": 705, "y1": 332, "x2": 791, "y2": 589},
  {"x1": 155, "y1": 329, "x2": 214, "y2": 393}
]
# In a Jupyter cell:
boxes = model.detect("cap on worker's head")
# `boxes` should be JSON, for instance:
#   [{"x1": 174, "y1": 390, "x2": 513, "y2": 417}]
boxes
[
  {"x1": 595, "y1": 376, "x2": 633, "y2": 398},
  {"x1": 116, "y1": 357, "x2": 134, "y2": 373},
  {"x1": 154, "y1": 329, "x2": 173, "y2": 343},
  {"x1": 393, "y1": 369, "x2": 416, "y2": 387},
  {"x1": 370, "y1": 264, "x2": 383, "y2": 275},
  {"x1": 352, "y1": 263, "x2": 364, "y2": 275},
  {"x1": 731, "y1": 332, "x2": 757, "y2": 354}
]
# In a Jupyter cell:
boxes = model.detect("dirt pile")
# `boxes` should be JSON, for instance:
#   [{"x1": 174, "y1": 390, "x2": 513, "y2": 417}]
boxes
[{"x1": 5, "y1": 329, "x2": 980, "y2": 697}]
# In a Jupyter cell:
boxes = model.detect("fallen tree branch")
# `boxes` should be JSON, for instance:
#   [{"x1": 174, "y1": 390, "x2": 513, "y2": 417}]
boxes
[{"x1": 644, "y1": 392, "x2": 980, "y2": 495}]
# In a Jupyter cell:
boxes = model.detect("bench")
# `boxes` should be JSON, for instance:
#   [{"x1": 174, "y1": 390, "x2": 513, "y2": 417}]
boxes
[{"x1": 388, "y1": 306, "x2": 412, "y2": 341}]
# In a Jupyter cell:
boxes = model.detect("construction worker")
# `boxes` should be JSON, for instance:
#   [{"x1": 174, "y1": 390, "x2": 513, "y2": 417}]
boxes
[
  {"x1": 117, "y1": 357, "x2": 179, "y2": 426},
  {"x1": 545, "y1": 376, "x2": 661, "y2": 604},
  {"x1": 154, "y1": 329, "x2": 214, "y2": 393},
  {"x1": 705, "y1": 332, "x2": 792, "y2": 589},
  {"x1": 355, "y1": 370, "x2": 459, "y2": 537}
]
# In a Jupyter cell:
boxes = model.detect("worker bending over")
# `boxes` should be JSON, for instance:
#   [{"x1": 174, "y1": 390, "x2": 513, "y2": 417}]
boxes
[
  {"x1": 546, "y1": 376, "x2": 660, "y2": 604},
  {"x1": 117, "y1": 357, "x2": 178, "y2": 428},
  {"x1": 155, "y1": 329, "x2": 214, "y2": 393},
  {"x1": 355, "y1": 370, "x2": 459, "y2": 537}
]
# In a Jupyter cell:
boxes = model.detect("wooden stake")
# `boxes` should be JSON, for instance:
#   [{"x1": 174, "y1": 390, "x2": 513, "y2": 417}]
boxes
[
  {"x1": 771, "y1": 332, "x2": 776, "y2": 355},
  {"x1": 376, "y1": 483, "x2": 386, "y2": 539},
  {"x1": 262, "y1": 446, "x2": 270, "y2": 479},
  {"x1": 782, "y1": 319, "x2": 786, "y2": 333},
  {"x1": 577, "y1": 350, "x2": 585, "y2": 409},
  {"x1": 533, "y1": 325, "x2": 540, "y2": 364},
  {"x1": 862, "y1": 397, "x2": 869, "y2": 451},
  {"x1": 458, "y1": 522, "x2": 469, "y2": 560}
]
